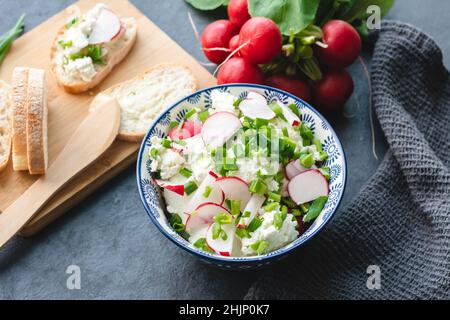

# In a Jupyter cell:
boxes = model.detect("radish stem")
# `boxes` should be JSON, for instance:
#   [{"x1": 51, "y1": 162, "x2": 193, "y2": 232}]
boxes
[
  {"x1": 213, "y1": 41, "x2": 250, "y2": 77},
  {"x1": 187, "y1": 11, "x2": 201, "y2": 43}
]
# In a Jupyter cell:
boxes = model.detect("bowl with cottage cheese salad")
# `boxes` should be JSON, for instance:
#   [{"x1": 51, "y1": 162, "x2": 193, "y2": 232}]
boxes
[{"x1": 137, "y1": 84, "x2": 346, "y2": 268}]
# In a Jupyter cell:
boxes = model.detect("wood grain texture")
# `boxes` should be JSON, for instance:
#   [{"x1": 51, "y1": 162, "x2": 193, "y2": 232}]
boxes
[{"x1": 0, "y1": 0, "x2": 216, "y2": 236}]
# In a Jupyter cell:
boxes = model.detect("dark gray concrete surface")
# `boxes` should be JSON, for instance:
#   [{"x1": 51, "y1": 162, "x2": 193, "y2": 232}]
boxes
[{"x1": 0, "y1": 0, "x2": 449, "y2": 299}]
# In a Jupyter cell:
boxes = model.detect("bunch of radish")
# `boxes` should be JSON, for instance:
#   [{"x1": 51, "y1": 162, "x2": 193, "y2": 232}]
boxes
[{"x1": 199, "y1": 0, "x2": 363, "y2": 113}]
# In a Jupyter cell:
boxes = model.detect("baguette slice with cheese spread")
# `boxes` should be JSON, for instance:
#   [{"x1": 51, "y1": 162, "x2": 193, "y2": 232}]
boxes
[
  {"x1": 26, "y1": 68, "x2": 48, "y2": 175},
  {"x1": 89, "y1": 64, "x2": 197, "y2": 142},
  {"x1": 0, "y1": 80, "x2": 12, "y2": 173},
  {"x1": 11, "y1": 67, "x2": 29, "y2": 171},
  {"x1": 50, "y1": 3, "x2": 137, "y2": 94}
]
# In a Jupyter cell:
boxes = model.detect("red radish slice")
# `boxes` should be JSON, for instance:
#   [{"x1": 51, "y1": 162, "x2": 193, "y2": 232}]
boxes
[
  {"x1": 237, "y1": 194, "x2": 266, "y2": 228},
  {"x1": 279, "y1": 102, "x2": 301, "y2": 126},
  {"x1": 285, "y1": 160, "x2": 317, "y2": 180},
  {"x1": 110, "y1": 25, "x2": 125, "y2": 42},
  {"x1": 216, "y1": 176, "x2": 252, "y2": 211},
  {"x1": 185, "y1": 203, "x2": 231, "y2": 234},
  {"x1": 288, "y1": 170, "x2": 329, "y2": 205},
  {"x1": 155, "y1": 179, "x2": 184, "y2": 196},
  {"x1": 169, "y1": 126, "x2": 192, "y2": 140},
  {"x1": 183, "y1": 121, "x2": 202, "y2": 137},
  {"x1": 201, "y1": 112, "x2": 242, "y2": 148},
  {"x1": 185, "y1": 172, "x2": 224, "y2": 214},
  {"x1": 206, "y1": 222, "x2": 236, "y2": 256},
  {"x1": 239, "y1": 91, "x2": 276, "y2": 120},
  {"x1": 88, "y1": 9, "x2": 122, "y2": 44}
]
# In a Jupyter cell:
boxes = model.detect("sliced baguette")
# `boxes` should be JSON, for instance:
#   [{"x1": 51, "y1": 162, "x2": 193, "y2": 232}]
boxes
[
  {"x1": 90, "y1": 64, "x2": 197, "y2": 142},
  {"x1": 50, "y1": 8, "x2": 137, "y2": 94},
  {"x1": 26, "y1": 68, "x2": 48, "y2": 175},
  {"x1": 0, "y1": 80, "x2": 12, "y2": 173},
  {"x1": 11, "y1": 67, "x2": 29, "y2": 171}
]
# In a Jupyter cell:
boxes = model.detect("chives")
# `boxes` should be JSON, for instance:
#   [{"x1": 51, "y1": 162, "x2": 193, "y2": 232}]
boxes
[
  {"x1": 292, "y1": 208, "x2": 302, "y2": 217},
  {"x1": 300, "y1": 153, "x2": 314, "y2": 168},
  {"x1": 249, "y1": 179, "x2": 267, "y2": 196},
  {"x1": 247, "y1": 217, "x2": 263, "y2": 232},
  {"x1": 255, "y1": 118, "x2": 269, "y2": 128},
  {"x1": 203, "y1": 186, "x2": 212, "y2": 198},
  {"x1": 300, "y1": 123, "x2": 314, "y2": 140},
  {"x1": 282, "y1": 127, "x2": 289, "y2": 137},
  {"x1": 300, "y1": 203, "x2": 310, "y2": 214},
  {"x1": 179, "y1": 168, "x2": 192, "y2": 178},
  {"x1": 198, "y1": 110, "x2": 209, "y2": 123},
  {"x1": 303, "y1": 196, "x2": 328, "y2": 223},
  {"x1": 169, "y1": 121, "x2": 179, "y2": 130},
  {"x1": 185, "y1": 108, "x2": 196, "y2": 119},
  {"x1": 230, "y1": 200, "x2": 241, "y2": 216},
  {"x1": 161, "y1": 139, "x2": 172, "y2": 148},
  {"x1": 264, "y1": 202, "x2": 279, "y2": 212},
  {"x1": 319, "y1": 167, "x2": 331, "y2": 181},
  {"x1": 149, "y1": 148, "x2": 158, "y2": 159},
  {"x1": 319, "y1": 151, "x2": 328, "y2": 162},
  {"x1": 314, "y1": 139, "x2": 323, "y2": 152},
  {"x1": 268, "y1": 192, "x2": 282, "y2": 202},
  {"x1": 288, "y1": 103, "x2": 300, "y2": 117}
]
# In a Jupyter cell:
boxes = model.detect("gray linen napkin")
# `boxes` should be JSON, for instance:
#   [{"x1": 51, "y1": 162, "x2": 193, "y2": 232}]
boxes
[{"x1": 245, "y1": 21, "x2": 450, "y2": 300}]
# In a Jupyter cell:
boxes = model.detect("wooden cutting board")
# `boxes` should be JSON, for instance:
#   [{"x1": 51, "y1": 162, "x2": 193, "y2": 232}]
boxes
[{"x1": 0, "y1": 0, "x2": 216, "y2": 236}]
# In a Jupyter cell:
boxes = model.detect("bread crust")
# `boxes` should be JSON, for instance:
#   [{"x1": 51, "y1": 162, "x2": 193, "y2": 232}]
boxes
[
  {"x1": 11, "y1": 67, "x2": 29, "y2": 171},
  {"x1": 26, "y1": 68, "x2": 48, "y2": 175},
  {"x1": 0, "y1": 80, "x2": 12, "y2": 173},
  {"x1": 90, "y1": 64, "x2": 197, "y2": 142},
  {"x1": 50, "y1": 7, "x2": 138, "y2": 94}
]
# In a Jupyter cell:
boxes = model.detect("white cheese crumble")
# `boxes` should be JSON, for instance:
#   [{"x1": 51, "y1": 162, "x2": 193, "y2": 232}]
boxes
[
  {"x1": 209, "y1": 90, "x2": 238, "y2": 115},
  {"x1": 241, "y1": 209, "x2": 299, "y2": 256},
  {"x1": 149, "y1": 136, "x2": 186, "y2": 180},
  {"x1": 64, "y1": 56, "x2": 97, "y2": 82}
]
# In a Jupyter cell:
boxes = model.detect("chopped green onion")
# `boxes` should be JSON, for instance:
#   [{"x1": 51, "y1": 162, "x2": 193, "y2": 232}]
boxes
[
  {"x1": 66, "y1": 17, "x2": 79, "y2": 29},
  {"x1": 184, "y1": 181, "x2": 198, "y2": 196},
  {"x1": 169, "y1": 214, "x2": 185, "y2": 233},
  {"x1": 179, "y1": 168, "x2": 192, "y2": 178},
  {"x1": 247, "y1": 217, "x2": 263, "y2": 232},
  {"x1": 203, "y1": 186, "x2": 212, "y2": 198},
  {"x1": 300, "y1": 153, "x2": 314, "y2": 168},
  {"x1": 236, "y1": 228, "x2": 251, "y2": 238},
  {"x1": 300, "y1": 123, "x2": 314, "y2": 140},
  {"x1": 292, "y1": 208, "x2": 302, "y2": 217},
  {"x1": 149, "y1": 148, "x2": 159, "y2": 159},
  {"x1": 303, "y1": 196, "x2": 328, "y2": 223},
  {"x1": 161, "y1": 139, "x2": 172, "y2": 148},
  {"x1": 212, "y1": 222, "x2": 221, "y2": 239},
  {"x1": 223, "y1": 159, "x2": 239, "y2": 171},
  {"x1": 249, "y1": 179, "x2": 267, "y2": 196},
  {"x1": 282, "y1": 127, "x2": 289, "y2": 137},
  {"x1": 214, "y1": 212, "x2": 233, "y2": 225},
  {"x1": 300, "y1": 203, "x2": 310, "y2": 214},
  {"x1": 268, "y1": 192, "x2": 282, "y2": 202},
  {"x1": 273, "y1": 207, "x2": 287, "y2": 230},
  {"x1": 302, "y1": 138, "x2": 312, "y2": 146},
  {"x1": 282, "y1": 197, "x2": 297, "y2": 208},
  {"x1": 233, "y1": 144, "x2": 245, "y2": 158},
  {"x1": 242, "y1": 211, "x2": 251, "y2": 218},
  {"x1": 233, "y1": 98, "x2": 243, "y2": 108},
  {"x1": 275, "y1": 171, "x2": 284, "y2": 183},
  {"x1": 169, "y1": 121, "x2": 179, "y2": 130},
  {"x1": 264, "y1": 202, "x2": 279, "y2": 212},
  {"x1": 230, "y1": 200, "x2": 241, "y2": 216},
  {"x1": 58, "y1": 40, "x2": 73, "y2": 48},
  {"x1": 198, "y1": 110, "x2": 209, "y2": 123},
  {"x1": 314, "y1": 139, "x2": 323, "y2": 152},
  {"x1": 319, "y1": 151, "x2": 328, "y2": 162},
  {"x1": 193, "y1": 238, "x2": 214, "y2": 253},
  {"x1": 255, "y1": 118, "x2": 269, "y2": 128},
  {"x1": 185, "y1": 108, "x2": 196, "y2": 119},
  {"x1": 251, "y1": 240, "x2": 269, "y2": 255},
  {"x1": 288, "y1": 103, "x2": 300, "y2": 117},
  {"x1": 269, "y1": 102, "x2": 287, "y2": 122},
  {"x1": 319, "y1": 167, "x2": 331, "y2": 181}
]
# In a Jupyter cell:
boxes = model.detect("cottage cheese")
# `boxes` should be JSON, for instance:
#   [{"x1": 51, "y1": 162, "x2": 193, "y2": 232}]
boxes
[
  {"x1": 64, "y1": 56, "x2": 97, "y2": 82},
  {"x1": 150, "y1": 136, "x2": 186, "y2": 180},
  {"x1": 242, "y1": 209, "x2": 299, "y2": 256},
  {"x1": 209, "y1": 90, "x2": 238, "y2": 116}
]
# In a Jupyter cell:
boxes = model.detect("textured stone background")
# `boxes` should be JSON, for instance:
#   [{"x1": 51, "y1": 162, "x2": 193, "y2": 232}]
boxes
[{"x1": 0, "y1": 0, "x2": 449, "y2": 299}]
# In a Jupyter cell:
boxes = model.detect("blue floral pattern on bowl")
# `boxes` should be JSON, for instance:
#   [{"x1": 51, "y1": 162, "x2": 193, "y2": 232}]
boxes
[{"x1": 136, "y1": 84, "x2": 347, "y2": 269}]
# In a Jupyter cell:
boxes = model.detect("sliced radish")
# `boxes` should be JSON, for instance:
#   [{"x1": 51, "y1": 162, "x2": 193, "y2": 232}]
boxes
[
  {"x1": 185, "y1": 172, "x2": 224, "y2": 214},
  {"x1": 155, "y1": 179, "x2": 184, "y2": 196},
  {"x1": 88, "y1": 9, "x2": 122, "y2": 44},
  {"x1": 183, "y1": 121, "x2": 202, "y2": 137},
  {"x1": 237, "y1": 194, "x2": 266, "y2": 228},
  {"x1": 201, "y1": 112, "x2": 242, "y2": 148},
  {"x1": 216, "y1": 176, "x2": 252, "y2": 211},
  {"x1": 288, "y1": 169, "x2": 329, "y2": 205},
  {"x1": 185, "y1": 203, "x2": 231, "y2": 234},
  {"x1": 163, "y1": 190, "x2": 191, "y2": 224},
  {"x1": 280, "y1": 102, "x2": 301, "y2": 126},
  {"x1": 169, "y1": 126, "x2": 192, "y2": 140},
  {"x1": 239, "y1": 91, "x2": 276, "y2": 120},
  {"x1": 285, "y1": 160, "x2": 317, "y2": 180},
  {"x1": 206, "y1": 222, "x2": 236, "y2": 256}
]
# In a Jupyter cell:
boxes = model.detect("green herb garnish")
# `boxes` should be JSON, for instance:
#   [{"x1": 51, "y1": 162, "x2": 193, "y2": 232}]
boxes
[
  {"x1": 251, "y1": 240, "x2": 269, "y2": 255},
  {"x1": 193, "y1": 238, "x2": 214, "y2": 253},
  {"x1": 0, "y1": 14, "x2": 25, "y2": 65},
  {"x1": 169, "y1": 214, "x2": 185, "y2": 233},
  {"x1": 303, "y1": 196, "x2": 328, "y2": 223}
]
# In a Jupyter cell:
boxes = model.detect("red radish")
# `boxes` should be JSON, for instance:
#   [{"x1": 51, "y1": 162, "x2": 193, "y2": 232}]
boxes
[
  {"x1": 216, "y1": 176, "x2": 252, "y2": 211},
  {"x1": 201, "y1": 20, "x2": 238, "y2": 64},
  {"x1": 186, "y1": 172, "x2": 225, "y2": 214},
  {"x1": 154, "y1": 179, "x2": 184, "y2": 196},
  {"x1": 288, "y1": 170, "x2": 329, "y2": 205},
  {"x1": 239, "y1": 91, "x2": 276, "y2": 120},
  {"x1": 285, "y1": 160, "x2": 317, "y2": 180},
  {"x1": 110, "y1": 25, "x2": 125, "y2": 42},
  {"x1": 237, "y1": 194, "x2": 265, "y2": 228},
  {"x1": 312, "y1": 69, "x2": 354, "y2": 112},
  {"x1": 227, "y1": 0, "x2": 251, "y2": 28},
  {"x1": 239, "y1": 17, "x2": 282, "y2": 65},
  {"x1": 315, "y1": 20, "x2": 362, "y2": 69},
  {"x1": 201, "y1": 111, "x2": 242, "y2": 148},
  {"x1": 168, "y1": 126, "x2": 192, "y2": 140},
  {"x1": 206, "y1": 222, "x2": 236, "y2": 256},
  {"x1": 228, "y1": 34, "x2": 241, "y2": 57},
  {"x1": 183, "y1": 121, "x2": 202, "y2": 137},
  {"x1": 277, "y1": 101, "x2": 301, "y2": 127},
  {"x1": 217, "y1": 57, "x2": 264, "y2": 85},
  {"x1": 185, "y1": 202, "x2": 231, "y2": 234},
  {"x1": 88, "y1": 9, "x2": 122, "y2": 44},
  {"x1": 265, "y1": 75, "x2": 311, "y2": 102}
]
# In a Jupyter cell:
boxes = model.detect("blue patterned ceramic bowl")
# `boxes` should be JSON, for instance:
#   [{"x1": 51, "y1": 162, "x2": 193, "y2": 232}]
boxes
[{"x1": 137, "y1": 84, "x2": 346, "y2": 269}]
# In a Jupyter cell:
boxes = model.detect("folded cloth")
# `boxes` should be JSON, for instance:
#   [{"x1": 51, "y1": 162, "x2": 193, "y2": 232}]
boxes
[{"x1": 245, "y1": 21, "x2": 450, "y2": 300}]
